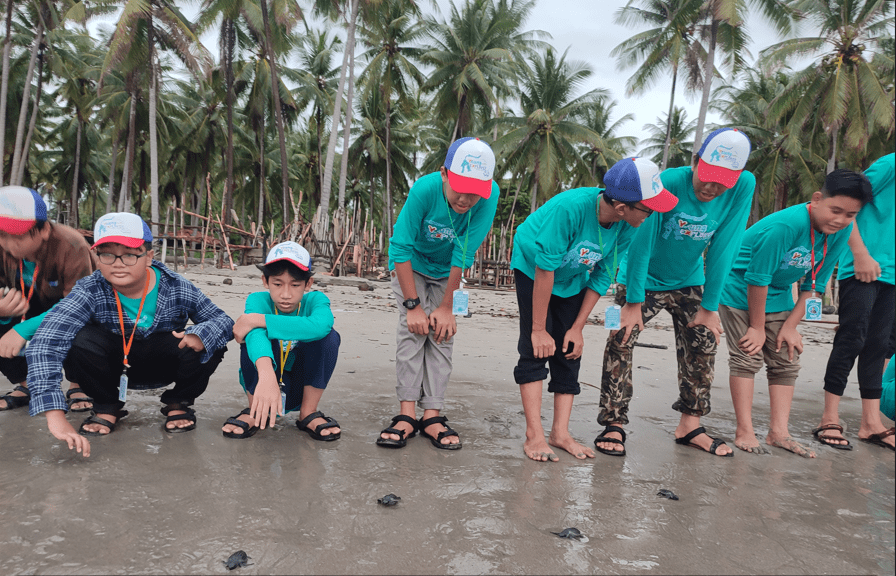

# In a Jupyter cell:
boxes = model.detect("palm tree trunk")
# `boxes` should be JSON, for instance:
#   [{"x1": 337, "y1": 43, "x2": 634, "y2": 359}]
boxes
[
  {"x1": 661, "y1": 62, "x2": 678, "y2": 171},
  {"x1": 15, "y1": 44, "x2": 45, "y2": 185},
  {"x1": 106, "y1": 130, "x2": 120, "y2": 213},
  {"x1": 451, "y1": 92, "x2": 467, "y2": 144},
  {"x1": 10, "y1": 21, "x2": 43, "y2": 186},
  {"x1": 119, "y1": 86, "x2": 137, "y2": 212},
  {"x1": 257, "y1": 117, "x2": 266, "y2": 226},
  {"x1": 337, "y1": 39, "x2": 356, "y2": 211},
  {"x1": 826, "y1": 125, "x2": 840, "y2": 174},
  {"x1": 0, "y1": 0, "x2": 15, "y2": 185},
  {"x1": 692, "y1": 17, "x2": 718, "y2": 160},
  {"x1": 148, "y1": 13, "x2": 160, "y2": 240},
  {"x1": 70, "y1": 119, "x2": 82, "y2": 227},
  {"x1": 321, "y1": 0, "x2": 359, "y2": 223},
  {"x1": 529, "y1": 160, "x2": 540, "y2": 214},
  {"x1": 223, "y1": 17, "x2": 236, "y2": 230},
  {"x1": 260, "y1": 0, "x2": 290, "y2": 225},
  {"x1": 385, "y1": 97, "x2": 393, "y2": 235}
]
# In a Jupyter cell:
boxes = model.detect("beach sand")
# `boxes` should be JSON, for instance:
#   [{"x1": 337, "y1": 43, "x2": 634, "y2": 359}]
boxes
[{"x1": 0, "y1": 264, "x2": 893, "y2": 575}]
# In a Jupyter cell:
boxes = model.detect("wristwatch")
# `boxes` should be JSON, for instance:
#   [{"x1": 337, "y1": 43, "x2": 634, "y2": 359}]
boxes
[{"x1": 402, "y1": 297, "x2": 421, "y2": 310}]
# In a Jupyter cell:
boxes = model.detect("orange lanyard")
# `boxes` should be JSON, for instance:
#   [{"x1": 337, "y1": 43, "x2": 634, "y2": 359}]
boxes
[
  {"x1": 807, "y1": 204, "x2": 827, "y2": 292},
  {"x1": 275, "y1": 304, "x2": 299, "y2": 384},
  {"x1": 113, "y1": 270, "x2": 151, "y2": 369},
  {"x1": 18, "y1": 260, "x2": 39, "y2": 321}
]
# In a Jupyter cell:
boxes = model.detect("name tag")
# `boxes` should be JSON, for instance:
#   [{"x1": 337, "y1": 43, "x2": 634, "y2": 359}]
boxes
[
  {"x1": 452, "y1": 290, "x2": 469, "y2": 316},
  {"x1": 605, "y1": 305, "x2": 621, "y2": 330},
  {"x1": 118, "y1": 373, "x2": 128, "y2": 402},
  {"x1": 804, "y1": 297, "x2": 823, "y2": 321}
]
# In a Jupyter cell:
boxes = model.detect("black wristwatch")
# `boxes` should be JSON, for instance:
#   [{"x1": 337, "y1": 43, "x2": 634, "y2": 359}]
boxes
[{"x1": 402, "y1": 297, "x2": 421, "y2": 310}]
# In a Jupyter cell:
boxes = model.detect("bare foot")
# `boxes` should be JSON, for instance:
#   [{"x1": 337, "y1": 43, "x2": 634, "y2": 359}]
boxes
[
  {"x1": 82, "y1": 413, "x2": 120, "y2": 435},
  {"x1": 734, "y1": 435, "x2": 770, "y2": 454},
  {"x1": 222, "y1": 412, "x2": 255, "y2": 436},
  {"x1": 767, "y1": 434, "x2": 816, "y2": 458},
  {"x1": 548, "y1": 432, "x2": 595, "y2": 459},
  {"x1": 300, "y1": 414, "x2": 341, "y2": 437},
  {"x1": 524, "y1": 435, "x2": 558, "y2": 462},
  {"x1": 595, "y1": 427, "x2": 625, "y2": 454},
  {"x1": 421, "y1": 420, "x2": 460, "y2": 446}
]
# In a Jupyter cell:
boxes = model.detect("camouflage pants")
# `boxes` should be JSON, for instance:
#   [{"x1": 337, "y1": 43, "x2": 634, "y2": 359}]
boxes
[{"x1": 598, "y1": 285, "x2": 718, "y2": 426}]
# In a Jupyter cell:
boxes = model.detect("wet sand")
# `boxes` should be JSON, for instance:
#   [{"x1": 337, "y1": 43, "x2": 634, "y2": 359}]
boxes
[{"x1": 1, "y1": 265, "x2": 893, "y2": 575}]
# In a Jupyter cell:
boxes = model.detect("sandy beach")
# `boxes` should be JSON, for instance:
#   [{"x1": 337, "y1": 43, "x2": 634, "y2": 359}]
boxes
[{"x1": 0, "y1": 264, "x2": 893, "y2": 575}]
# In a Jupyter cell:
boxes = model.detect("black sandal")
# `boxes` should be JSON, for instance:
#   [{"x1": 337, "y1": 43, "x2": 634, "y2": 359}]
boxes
[
  {"x1": 78, "y1": 410, "x2": 129, "y2": 436},
  {"x1": 66, "y1": 388, "x2": 94, "y2": 413},
  {"x1": 222, "y1": 408, "x2": 259, "y2": 439},
  {"x1": 0, "y1": 385, "x2": 30, "y2": 411},
  {"x1": 296, "y1": 411, "x2": 341, "y2": 441},
  {"x1": 594, "y1": 425, "x2": 627, "y2": 457},
  {"x1": 675, "y1": 426, "x2": 733, "y2": 457},
  {"x1": 161, "y1": 403, "x2": 197, "y2": 433},
  {"x1": 418, "y1": 415, "x2": 462, "y2": 450},
  {"x1": 376, "y1": 415, "x2": 418, "y2": 448}
]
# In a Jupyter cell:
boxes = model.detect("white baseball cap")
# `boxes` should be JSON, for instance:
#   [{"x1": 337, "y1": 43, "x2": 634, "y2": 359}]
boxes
[
  {"x1": 696, "y1": 128, "x2": 751, "y2": 188},
  {"x1": 0, "y1": 185, "x2": 48, "y2": 235},
  {"x1": 264, "y1": 241, "x2": 312, "y2": 271},
  {"x1": 93, "y1": 212, "x2": 153, "y2": 248},
  {"x1": 443, "y1": 137, "x2": 496, "y2": 199}
]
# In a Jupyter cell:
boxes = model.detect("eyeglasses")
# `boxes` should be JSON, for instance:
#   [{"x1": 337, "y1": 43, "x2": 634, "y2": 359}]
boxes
[
  {"x1": 630, "y1": 204, "x2": 654, "y2": 216},
  {"x1": 97, "y1": 252, "x2": 146, "y2": 266}
]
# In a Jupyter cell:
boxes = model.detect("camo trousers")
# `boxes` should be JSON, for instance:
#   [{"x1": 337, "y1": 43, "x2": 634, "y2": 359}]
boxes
[{"x1": 598, "y1": 285, "x2": 718, "y2": 426}]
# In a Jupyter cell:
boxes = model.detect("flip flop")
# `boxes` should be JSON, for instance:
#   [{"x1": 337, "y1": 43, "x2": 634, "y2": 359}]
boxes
[
  {"x1": 66, "y1": 388, "x2": 94, "y2": 413},
  {"x1": 594, "y1": 425, "x2": 627, "y2": 457},
  {"x1": 0, "y1": 385, "x2": 30, "y2": 411},
  {"x1": 860, "y1": 427, "x2": 895, "y2": 451},
  {"x1": 161, "y1": 403, "x2": 197, "y2": 433},
  {"x1": 78, "y1": 410, "x2": 129, "y2": 436},
  {"x1": 675, "y1": 426, "x2": 733, "y2": 457},
  {"x1": 812, "y1": 423, "x2": 853, "y2": 450},
  {"x1": 376, "y1": 415, "x2": 418, "y2": 448},
  {"x1": 418, "y1": 415, "x2": 462, "y2": 450},
  {"x1": 296, "y1": 411, "x2": 341, "y2": 441},
  {"x1": 222, "y1": 408, "x2": 259, "y2": 439}
]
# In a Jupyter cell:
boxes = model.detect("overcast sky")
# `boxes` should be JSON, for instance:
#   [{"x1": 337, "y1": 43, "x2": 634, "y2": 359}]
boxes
[{"x1": 89, "y1": 0, "x2": 821, "y2": 150}]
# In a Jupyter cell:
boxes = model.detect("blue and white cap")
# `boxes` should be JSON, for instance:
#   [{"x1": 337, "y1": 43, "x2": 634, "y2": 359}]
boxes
[
  {"x1": 0, "y1": 185, "x2": 47, "y2": 235},
  {"x1": 93, "y1": 212, "x2": 153, "y2": 248},
  {"x1": 696, "y1": 128, "x2": 751, "y2": 188},
  {"x1": 604, "y1": 157, "x2": 678, "y2": 213},
  {"x1": 443, "y1": 137, "x2": 496, "y2": 198}
]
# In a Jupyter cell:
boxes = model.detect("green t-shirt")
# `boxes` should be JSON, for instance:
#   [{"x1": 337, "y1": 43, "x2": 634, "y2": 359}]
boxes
[
  {"x1": 7, "y1": 261, "x2": 46, "y2": 337},
  {"x1": 838, "y1": 153, "x2": 895, "y2": 285},
  {"x1": 619, "y1": 166, "x2": 754, "y2": 311},
  {"x1": 388, "y1": 171, "x2": 500, "y2": 278},
  {"x1": 117, "y1": 266, "x2": 161, "y2": 329},
  {"x1": 511, "y1": 188, "x2": 637, "y2": 298},
  {"x1": 721, "y1": 203, "x2": 851, "y2": 313}
]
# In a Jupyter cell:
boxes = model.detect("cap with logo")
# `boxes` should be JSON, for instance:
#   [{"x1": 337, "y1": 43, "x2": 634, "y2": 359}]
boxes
[
  {"x1": 443, "y1": 137, "x2": 496, "y2": 199},
  {"x1": 696, "y1": 127, "x2": 751, "y2": 188},
  {"x1": 603, "y1": 157, "x2": 679, "y2": 213},
  {"x1": 0, "y1": 185, "x2": 48, "y2": 235},
  {"x1": 263, "y1": 241, "x2": 312, "y2": 272},
  {"x1": 93, "y1": 212, "x2": 153, "y2": 248}
]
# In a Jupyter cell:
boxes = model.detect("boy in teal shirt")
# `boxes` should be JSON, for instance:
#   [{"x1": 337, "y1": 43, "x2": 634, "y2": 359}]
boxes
[
  {"x1": 598, "y1": 128, "x2": 754, "y2": 457},
  {"x1": 719, "y1": 169, "x2": 872, "y2": 457},
  {"x1": 377, "y1": 137, "x2": 499, "y2": 450},
  {"x1": 513, "y1": 157, "x2": 678, "y2": 462},
  {"x1": 224, "y1": 242, "x2": 341, "y2": 440},
  {"x1": 815, "y1": 154, "x2": 895, "y2": 451}
]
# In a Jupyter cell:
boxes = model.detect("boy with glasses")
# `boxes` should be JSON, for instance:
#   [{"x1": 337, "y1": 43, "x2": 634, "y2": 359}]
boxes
[{"x1": 25, "y1": 213, "x2": 233, "y2": 456}]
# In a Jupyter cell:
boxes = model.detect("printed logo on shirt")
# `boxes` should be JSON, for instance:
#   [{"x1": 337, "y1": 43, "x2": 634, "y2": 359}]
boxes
[
  {"x1": 780, "y1": 246, "x2": 813, "y2": 271},
  {"x1": 560, "y1": 241, "x2": 604, "y2": 272},
  {"x1": 662, "y1": 211, "x2": 717, "y2": 242},
  {"x1": 423, "y1": 219, "x2": 457, "y2": 243}
]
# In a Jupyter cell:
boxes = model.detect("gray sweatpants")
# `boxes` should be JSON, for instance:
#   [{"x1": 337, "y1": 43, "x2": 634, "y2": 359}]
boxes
[{"x1": 392, "y1": 270, "x2": 454, "y2": 410}]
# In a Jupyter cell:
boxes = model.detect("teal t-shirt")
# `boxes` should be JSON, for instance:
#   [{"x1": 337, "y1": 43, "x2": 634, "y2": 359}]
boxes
[
  {"x1": 117, "y1": 266, "x2": 161, "y2": 329},
  {"x1": 838, "y1": 153, "x2": 895, "y2": 285},
  {"x1": 388, "y1": 171, "x2": 500, "y2": 278},
  {"x1": 5, "y1": 260, "x2": 39, "y2": 332},
  {"x1": 511, "y1": 188, "x2": 637, "y2": 298},
  {"x1": 721, "y1": 203, "x2": 851, "y2": 313},
  {"x1": 881, "y1": 356, "x2": 894, "y2": 421},
  {"x1": 619, "y1": 166, "x2": 754, "y2": 311}
]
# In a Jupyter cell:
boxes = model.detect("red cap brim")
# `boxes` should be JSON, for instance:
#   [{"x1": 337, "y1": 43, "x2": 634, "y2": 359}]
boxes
[
  {"x1": 265, "y1": 257, "x2": 309, "y2": 271},
  {"x1": 641, "y1": 188, "x2": 679, "y2": 213},
  {"x1": 697, "y1": 159, "x2": 741, "y2": 188},
  {"x1": 0, "y1": 217, "x2": 36, "y2": 235},
  {"x1": 92, "y1": 235, "x2": 146, "y2": 249},
  {"x1": 445, "y1": 171, "x2": 492, "y2": 199}
]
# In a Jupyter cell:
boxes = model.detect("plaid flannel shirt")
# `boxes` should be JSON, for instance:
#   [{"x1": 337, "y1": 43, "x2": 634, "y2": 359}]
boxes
[{"x1": 26, "y1": 260, "x2": 234, "y2": 416}]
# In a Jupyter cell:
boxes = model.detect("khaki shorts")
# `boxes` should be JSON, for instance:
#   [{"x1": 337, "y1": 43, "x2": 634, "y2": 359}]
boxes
[{"x1": 718, "y1": 305, "x2": 801, "y2": 385}]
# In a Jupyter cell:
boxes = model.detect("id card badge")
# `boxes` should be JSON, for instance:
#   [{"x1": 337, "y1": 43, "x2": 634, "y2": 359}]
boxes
[
  {"x1": 281, "y1": 389, "x2": 287, "y2": 416},
  {"x1": 452, "y1": 290, "x2": 469, "y2": 316},
  {"x1": 605, "y1": 305, "x2": 622, "y2": 330},
  {"x1": 118, "y1": 373, "x2": 128, "y2": 402},
  {"x1": 805, "y1": 297, "x2": 823, "y2": 321}
]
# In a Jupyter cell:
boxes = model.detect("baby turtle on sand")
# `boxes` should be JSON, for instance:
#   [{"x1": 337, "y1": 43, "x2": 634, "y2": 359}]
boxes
[
  {"x1": 657, "y1": 489, "x2": 679, "y2": 500},
  {"x1": 552, "y1": 528, "x2": 584, "y2": 540},
  {"x1": 377, "y1": 494, "x2": 401, "y2": 506},
  {"x1": 223, "y1": 550, "x2": 252, "y2": 570}
]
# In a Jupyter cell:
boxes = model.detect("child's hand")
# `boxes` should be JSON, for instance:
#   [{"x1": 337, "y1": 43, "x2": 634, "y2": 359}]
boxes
[
  {"x1": 738, "y1": 327, "x2": 764, "y2": 356},
  {"x1": 0, "y1": 329, "x2": 26, "y2": 358},
  {"x1": 250, "y1": 372, "x2": 283, "y2": 430},
  {"x1": 776, "y1": 325, "x2": 803, "y2": 363},
  {"x1": 853, "y1": 252, "x2": 881, "y2": 283},
  {"x1": 613, "y1": 302, "x2": 644, "y2": 344},
  {"x1": 562, "y1": 328, "x2": 584, "y2": 359},
  {"x1": 406, "y1": 307, "x2": 429, "y2": 335},
  {"x1": 531, "y1": 329, "x2": 555, "y2": 359},
  {"x1": 0, "y1": 289, "x2": 29, "y2": 318},
  {"x1": 687, "y1": 307, "x2": 723, "y2": 343},
  {"x1": 172, "y1": 331, "x2": 206, "y2": 352},
  {"x1": 233, "y1": 313, "x2": 265, "y2": 343},
  {"x1": 47, "y1": 410, "x2": 90, "y2": 458},
  {"x1": 429, "y1": 307, "x2": 456, "y2": 343}
]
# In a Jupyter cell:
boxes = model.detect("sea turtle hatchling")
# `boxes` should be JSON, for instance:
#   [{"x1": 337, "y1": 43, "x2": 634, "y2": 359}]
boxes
[
  {"x1": 552, "y1": 528, "x2": 584, "y2": 540},
  {"x1": 223, "y1": 550, "x2": 252, "y2": 570},
  {"x1": 657, "y1": 489, "x2": 679, "y2": 500},
  {"x1": 377, "y1": 494, "x2": 401, "y2": 506}
]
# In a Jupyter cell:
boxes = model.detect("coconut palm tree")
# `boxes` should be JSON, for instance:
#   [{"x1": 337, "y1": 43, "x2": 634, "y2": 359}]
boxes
[
  {"x1": 639, "y1": 105, "x2": 697, "y2": 168},
  {"x1": 573, "y1": 98, "x2": 638, "y2": 187}
]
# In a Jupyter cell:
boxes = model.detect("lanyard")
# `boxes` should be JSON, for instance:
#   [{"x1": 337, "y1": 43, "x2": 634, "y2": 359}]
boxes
[
  {"x1": 113, "y1": 270, "x2": 151, "y2": 369},
  {"x1": 807, "y1": 204, "x2": 827, "y2": 292},
  {"x1": 274, "y1": 305, "x2": 299, "y2": 384},
  {"x1": 18, "y1": 261, "x2": 39, "y2": 322},
  {"x1": 596, "y1": 194, "x2": 619, "y2": 294},
  {"x1": 441, "y1": 193, "x2": 473, "y2": 281}
]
